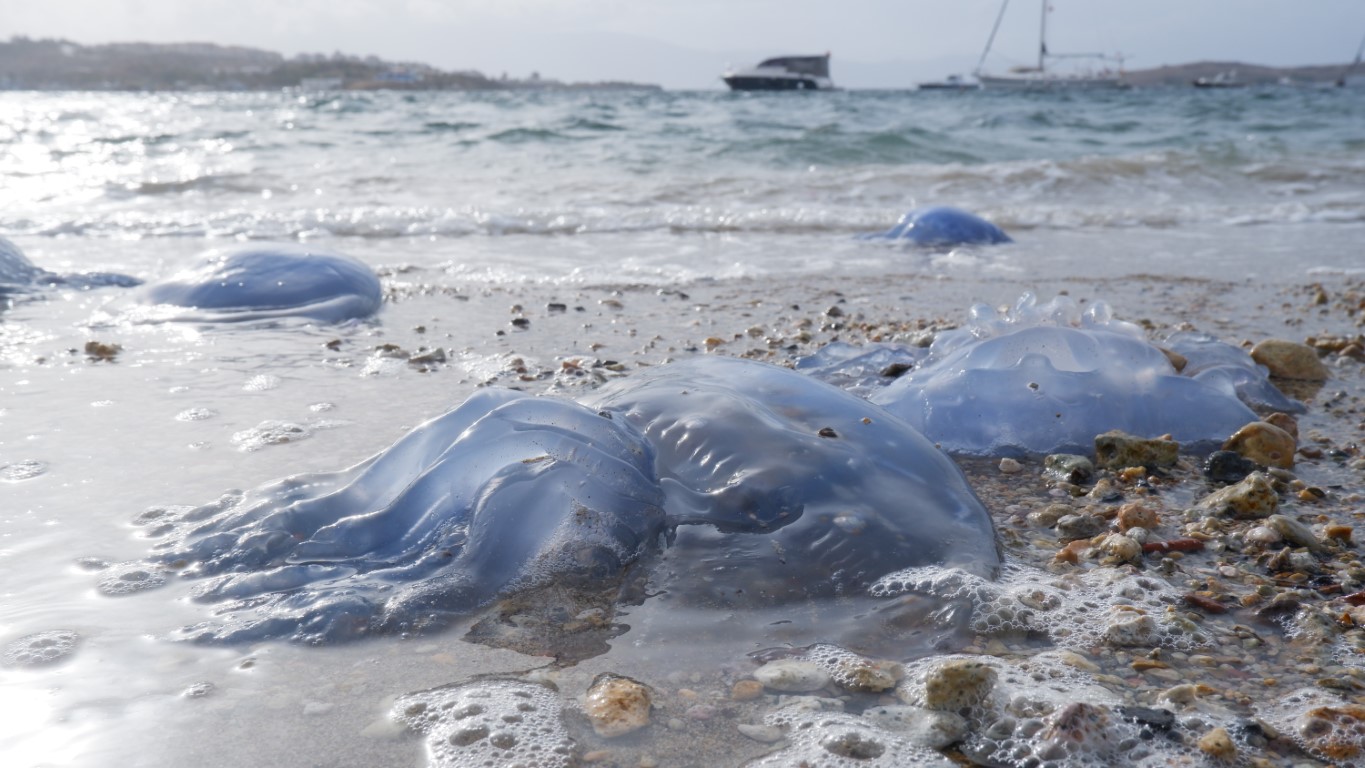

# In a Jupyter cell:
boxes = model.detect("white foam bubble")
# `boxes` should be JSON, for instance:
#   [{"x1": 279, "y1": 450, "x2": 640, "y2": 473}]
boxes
[
  {"x1": 2, "y1": 630, "x2": 79, "y2": 667},
  {"x1": 393, "y1": 679, "x2": 574, "y2": 768},
  {"x1": 872, "y1": 560, "x2": 1218, "y2": 653},
  {"x1": 97, "y1": 562, "x2": 168, "y2": 596}
]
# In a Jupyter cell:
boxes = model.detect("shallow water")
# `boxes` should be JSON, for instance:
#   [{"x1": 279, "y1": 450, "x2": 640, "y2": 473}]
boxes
[{"x1": 2, "y1": 87, "x2": 1364, "y2": 767}]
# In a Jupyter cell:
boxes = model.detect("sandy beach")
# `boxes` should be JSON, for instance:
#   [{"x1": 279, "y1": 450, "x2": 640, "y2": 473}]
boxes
[{"x1": 4, "y1": 263, "x2": 1363, "y2": 767}]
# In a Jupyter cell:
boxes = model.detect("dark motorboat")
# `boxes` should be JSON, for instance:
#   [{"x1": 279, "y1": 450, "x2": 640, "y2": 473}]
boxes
[
  {"x1": 918, "y1": 74, "x2": 981, "y2": 91},
  {"x1": 722, "y1": 54, "x2": 834, "y2": 91}
]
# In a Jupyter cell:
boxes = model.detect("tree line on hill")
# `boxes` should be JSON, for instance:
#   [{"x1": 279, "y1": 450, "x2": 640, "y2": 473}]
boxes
[{"x1": 0, "y1": 36, "x2": 661, "y2": 91}]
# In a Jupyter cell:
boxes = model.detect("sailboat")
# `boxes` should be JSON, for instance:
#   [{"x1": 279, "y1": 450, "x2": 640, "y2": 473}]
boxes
[
  {"x1": 1336, "y1": 33, "x2": 1365, "y2": 87},
  {"x1": 974, "y1": 0, "x2": 1128, "y2": 89}
]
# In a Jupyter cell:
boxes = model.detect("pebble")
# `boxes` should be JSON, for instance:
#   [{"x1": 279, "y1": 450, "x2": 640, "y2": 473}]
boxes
[
  {"x1": 1197, "y1": 726, "x2": 1238, "y2": 760},
  {"x1": 998, "y1": 457, "x2": 1023, "y2": 474},
  {"x1": 1265, "y1": 514, "x2": 1324, "y2": 551},
  {"x1": 584, "y1": 673, "x2": 653, "y2": 738},
  {"x1": 730, "y1": 679, "x2": 764, "y2": 701},
  {"x1": 1245, "y1": 525, "x2": 1284, "y2": 546},
  {"x1": 1198, "y1": 472, "x2": 1279, "y2": 519},
  {"x1": 862, "y1": 705, "x2": 968, "y2": 749},
  {"x1": 1204, "y1": 450, "x2": 1259, "y2": 484},
  {"x1": 1263, "y1": 411, "x2": 1299, "y2": 440},
  {"x1": 1104, "y1": 610, "x2": 1159, "y2": 647},
  {"x1": 1099, "y1": 533, "x2": 1142, "y2": 565},
  {"x1": 753, "y1": 659, "x2": 830, "y2": 693},
  {"x1": 1295, "y1": 703, "x2": 1365, "y2": 762},
  {"x1": 1250, "y1": 339, "x2": 1330, "y2": 381},
  {"x1": 1056, "y1": 513, "x2": 1106, "y2": 542},
  {"x1": 1116, "y1": 502, "x2": 1160, "y2": 532},
  {"x1": 1223, "y1": 421, "x2": 1297, "y2": 469},
  {"x1": 920, "y1": 659, "x2": 997, "y2": 712},
  {"x1": 1094, "y1": 430, "x2": 1179, "y2": 470},
  {"x1": 1044, "y1": 454, "x2": 1094, "y2": 484},
  {"x1": 737, "y1": 723, "x2": 786, "y2": 743}
]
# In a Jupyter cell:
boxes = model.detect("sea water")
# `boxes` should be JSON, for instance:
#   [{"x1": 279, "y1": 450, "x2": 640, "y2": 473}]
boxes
[{"x1": 1, "y1": 86, "x2": 1363, "y2": 767}]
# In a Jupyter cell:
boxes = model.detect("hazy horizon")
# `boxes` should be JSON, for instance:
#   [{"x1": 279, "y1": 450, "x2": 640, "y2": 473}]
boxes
[{"x1": 7, "y1": 1, "x2": 1365, "y2": 90}]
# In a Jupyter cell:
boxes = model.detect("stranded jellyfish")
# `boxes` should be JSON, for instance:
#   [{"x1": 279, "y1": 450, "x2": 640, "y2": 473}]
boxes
[
  {"x1": 860, "y1": 206, "x2": 1012, "y2": 247},
  {"x1": 132, "y1": 358, "x2": 999, "y2": 643},
  {"x1": 139, "y1": 245, "x2": 382, "y2": 323},
  {"x1": 801, "y1": 294, "x2": 1287, "y2": 457}
]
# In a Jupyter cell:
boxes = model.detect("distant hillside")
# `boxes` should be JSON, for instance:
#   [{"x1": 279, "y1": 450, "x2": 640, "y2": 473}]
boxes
[
  {"x1": 1123, "y1": 60, "x2": 1355, "y2": 87},
  {"x1": 0, "y1": 36, "x2": 662, "y2": 92}
]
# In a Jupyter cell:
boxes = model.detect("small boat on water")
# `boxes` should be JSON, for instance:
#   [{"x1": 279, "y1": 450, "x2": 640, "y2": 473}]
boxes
[
  {"x1": 1192, "y1": 70, "x2": 1244, "y2": 88},
  {"x1": 722, "y1": 53, "x2": 834, "y2": 91},
  {"x1": 973, "y1": 0, "x2": 1128, "y2": 89},
  {"x1": 917, "y1": 74, "x2": 981, "y2": 91}
]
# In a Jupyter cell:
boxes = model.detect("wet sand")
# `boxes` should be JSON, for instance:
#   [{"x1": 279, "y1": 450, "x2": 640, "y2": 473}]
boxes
[{"x1": 3, "y1": 267, "x2": 1363, "y2": 767}]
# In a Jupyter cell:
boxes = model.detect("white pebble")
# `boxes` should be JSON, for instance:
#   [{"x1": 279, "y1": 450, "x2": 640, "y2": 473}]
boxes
[
  {"x1": 753, "y1": 660, "x2": 830, "y2": 693},
  {"x1": 737, "y1": 723, "x2": 786, "y2": 743}
]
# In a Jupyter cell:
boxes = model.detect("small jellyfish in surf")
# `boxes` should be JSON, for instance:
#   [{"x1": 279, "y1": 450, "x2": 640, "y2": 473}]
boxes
[
  {"x1": 0, "y1": 235, "x2": 142, "y2": 298},
  {"x1": 858, "y1": 294, "x2": 1283, "y2": 457},
  {"x1": 128, "y1": 358, "x2": 999, "y2": 644},
  {"x1": 859, "y1": 206, "x2": 1012, "y2": 247},
  {"x1": 138, "y1": 245, "x2": 382, "y2": 323}
]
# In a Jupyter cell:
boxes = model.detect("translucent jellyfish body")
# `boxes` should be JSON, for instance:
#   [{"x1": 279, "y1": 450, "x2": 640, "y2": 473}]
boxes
[
  {"x1": 584, "y1": 356, "x2": 1000, "y2": 603},
  {"x1": 866, "y1": 295, "x2": 1267, "y2": 456},
  {"x1": 146, "y1": 390, "x2": 667, "y2": 643},
  {"x1": 0, "y1": 234, "x2": 141, "y2": 294},
  {"x1": 859, "y1": 206, "x2": 1012, "y2": 247},
  {"x1": 136, "y1": 358, "x2": 999, "y2": 643},
  {"x1": 139, "y1": 245, "x2": 382, "y2": 323}
]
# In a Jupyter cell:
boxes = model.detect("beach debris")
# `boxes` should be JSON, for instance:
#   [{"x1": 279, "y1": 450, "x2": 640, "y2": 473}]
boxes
[
  {"x1": 1197, "y1": 471, "x2": 1279, "y2": 519},
  {"x1": 1094, "y1": 430, "x2": 1179, "y2": 470},
  {"x1": 84, "y1": 340, "x2": 122, "y2": 361},
  {"x1": 583, "y1": 673, "x2": 652, "y2": 738},
  {"x1": 753, "y1": 659, "x2": 830, "y2": 693},
  {"x1": 918, "y1": 658, "x2": 997, "y2": 712},
  {"x1": 1222, "y1": 420, "x2": 1297, "y2": 469},
  {"x1": 730, "y1": 680, "x2": 764, "y2": 701},
  {"x1": 1250, "y1": 338, "x2": 1330, "y2": 381},
  {"x1": 1115, "y1": 502, "x2": 1160, "y2": 533},
  {"x1": 1043, "y1": 453, "x2": 1094, "y2": 484},
  {"x1": 1203, "y1": 450, "x2": 1258, "y2": 483}
]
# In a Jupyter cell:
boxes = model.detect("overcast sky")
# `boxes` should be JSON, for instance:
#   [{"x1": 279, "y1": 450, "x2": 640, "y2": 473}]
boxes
[{"x1": 7, "y1": 1, "x2": 1365, "y2": 89}]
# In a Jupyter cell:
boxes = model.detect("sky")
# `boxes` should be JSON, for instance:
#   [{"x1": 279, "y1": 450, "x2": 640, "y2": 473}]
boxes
[{"x1": 5, "y1": 0, "x2": 1365, "y2": 89}]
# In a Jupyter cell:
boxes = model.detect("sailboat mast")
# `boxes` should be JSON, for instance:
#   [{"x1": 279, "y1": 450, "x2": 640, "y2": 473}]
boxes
[
  {"x1": 975, "y1": 0, "x2": 1011, "y2": 77},
  {"x1": 1038, "y1": 0, "x2": 1049, "y2": 71},
  {"x1": 1338, "y1": 32, "x2": 1365, "y2": 87}
]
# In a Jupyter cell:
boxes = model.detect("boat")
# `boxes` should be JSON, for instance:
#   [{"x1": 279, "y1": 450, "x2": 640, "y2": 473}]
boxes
[
  {"x1": 917, "y1": 74, "x2": 981, "y2": 91},
  {"x1": 1192, "y1": 70, "x2": 1244, "y2": 89},
  {"x1": 722, "y1": 54, "x2": 834, "y2": 91},
  {"x1": 973, "y1": 0, "x2": 1128, "y2": 89},
  {"x1": 1336, "y1": 32, "x2": 1365, "y2": 87}
]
